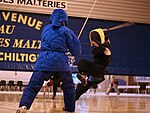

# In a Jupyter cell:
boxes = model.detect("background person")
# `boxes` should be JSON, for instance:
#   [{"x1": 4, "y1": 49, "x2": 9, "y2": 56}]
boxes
[{"x1": 105, "y1": 75, "x2": 120, "y2": 95}]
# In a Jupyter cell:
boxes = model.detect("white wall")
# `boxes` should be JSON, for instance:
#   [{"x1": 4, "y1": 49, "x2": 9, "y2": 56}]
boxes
[
  {"x1": 0, "y1": 71, "x2": 32, "y2": 84},
  {"x1": 0, "y1": 71, "x2": 81, "y2": 85}
]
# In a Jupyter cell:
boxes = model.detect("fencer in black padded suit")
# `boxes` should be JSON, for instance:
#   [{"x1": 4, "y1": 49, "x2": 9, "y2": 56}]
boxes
[{"x1": 76, "y1": 28, "x2": 112, "y2": 100}]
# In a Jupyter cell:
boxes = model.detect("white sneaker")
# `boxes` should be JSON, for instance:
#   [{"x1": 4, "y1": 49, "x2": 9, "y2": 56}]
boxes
[{"x1": 16, "y1": 106, "x2": 27, "y2": 113}]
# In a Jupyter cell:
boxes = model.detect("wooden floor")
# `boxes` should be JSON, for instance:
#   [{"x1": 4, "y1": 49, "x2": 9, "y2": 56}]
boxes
[{"x1": 0, "y1": 91, "x2": 150, "y2": 113}]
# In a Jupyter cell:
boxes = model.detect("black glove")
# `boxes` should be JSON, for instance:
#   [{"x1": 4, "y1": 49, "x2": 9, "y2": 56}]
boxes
[{"x1": 105, "y1": 36, "x2": 109, "y2": 41}]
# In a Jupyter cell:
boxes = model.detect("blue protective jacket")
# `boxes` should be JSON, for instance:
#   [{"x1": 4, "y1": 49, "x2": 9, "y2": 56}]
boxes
[{"x1": 34, "y1": 9, "x2": 81, "y2": 71}]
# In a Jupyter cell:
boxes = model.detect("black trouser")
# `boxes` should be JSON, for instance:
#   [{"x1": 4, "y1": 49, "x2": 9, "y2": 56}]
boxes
[
  {"x1": 77, "y1": 59, "x2": 105, "y2": 78},
  {"x1": 52, "y1": 80, "x2": 58, "y2": 97},
  {"x1": 76, "y1": 59, "x2": 105, "y2": 100}
]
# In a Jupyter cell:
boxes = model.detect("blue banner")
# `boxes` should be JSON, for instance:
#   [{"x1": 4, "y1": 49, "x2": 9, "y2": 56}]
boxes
[
  {"x1": 1, "y1": 10, "x2": 150, "y2": 76},
  {"x1": 0, "y1": 10, "x2": 47, "y2": 71}
]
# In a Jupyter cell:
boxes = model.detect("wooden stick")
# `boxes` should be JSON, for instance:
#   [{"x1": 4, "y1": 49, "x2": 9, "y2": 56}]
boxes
[
  {"x1": 108, "y1": 22, "x2": 135, "y2": 31},
  {"x1": 78, "y1": 0, "x2": 98, "y2": 38}
]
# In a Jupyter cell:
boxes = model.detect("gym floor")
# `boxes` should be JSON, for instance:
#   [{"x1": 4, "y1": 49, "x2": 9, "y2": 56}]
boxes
[{"x1": 0, "y1": 91, "x2": 149, "y2": 113}]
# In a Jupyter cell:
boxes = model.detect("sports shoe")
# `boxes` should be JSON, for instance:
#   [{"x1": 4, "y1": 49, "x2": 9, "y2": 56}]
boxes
[
  {"x1": 16, "y1": 106, "x2": 27, "y2": 113},
  {"x1": 77, "y1": 74, "x2": 87, "y2": 86},
  {"x1": 51, "y1": 96, "x2": 55, "y2": 99}
]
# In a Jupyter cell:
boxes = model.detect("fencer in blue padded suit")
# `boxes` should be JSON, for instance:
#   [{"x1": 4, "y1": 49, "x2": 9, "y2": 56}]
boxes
[{"x1": 16, "y1": 9, "x2": 81, "y2": 113}]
